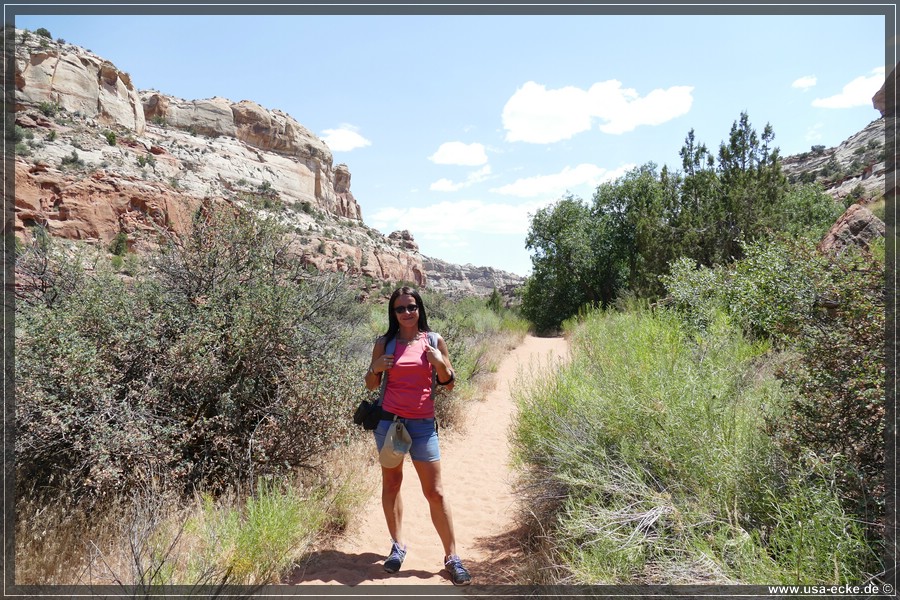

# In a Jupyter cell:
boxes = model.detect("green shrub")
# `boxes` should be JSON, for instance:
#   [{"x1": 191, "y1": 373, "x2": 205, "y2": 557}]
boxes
[
  {"x1": 60, "y1": 150, "x2": 84, "y2": 168},
  {"x1": 38, "y1": 101, "x2": 58, "y2": 117},
  {"x1": 771, "y1": 243, "x2": 885, "y2": 544},
  {"x1": 136, "y1": 154, "x2": 156, "y2": 168},
  {"x1": 511, "y1": 306, "x2": 874, "y2": 584},
  {"x1": 108, "y1": 231, "x2": 128, "y2": 256},
  {"x1": 15, "y1": 206, "x2": 372, "y2": 510},
  {"x1": 662, "y1": 237, "x2": 826, "y2": 343},
  {"x1": 35, "y1": 27, "x2": 52, "y2": 38},
  {"x1": 8, "y1": 124, "x2": 25, "y2": 142},
  {"x1": 103, "y1": 130, "x2": 117, "y2": 146}
]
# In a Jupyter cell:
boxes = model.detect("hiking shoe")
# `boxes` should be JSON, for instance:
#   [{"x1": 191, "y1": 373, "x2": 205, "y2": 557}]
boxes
[
  {"x1": 383, "y1": 540, "x2": 407, "y2": 573},
  {"x1": 444, "y1": 554, "x2": 471, "y2": 586}
]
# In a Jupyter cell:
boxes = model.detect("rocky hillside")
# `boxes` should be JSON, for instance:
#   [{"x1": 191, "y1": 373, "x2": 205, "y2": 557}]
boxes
[
  {"x1": 10, "y1": 27, "x2": 523, "y2": 298},
  {"x1": 782, "y1": 118, "x2": 885, "y2": 203}
]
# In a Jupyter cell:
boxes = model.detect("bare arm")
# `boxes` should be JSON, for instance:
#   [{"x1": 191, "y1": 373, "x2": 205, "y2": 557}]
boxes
[
  {"x1": 425, "y1": 334, "x2": 455, "y2": 392},
  {"x1": 364, "y1": 337, "x2": 392, "y2": 391}
]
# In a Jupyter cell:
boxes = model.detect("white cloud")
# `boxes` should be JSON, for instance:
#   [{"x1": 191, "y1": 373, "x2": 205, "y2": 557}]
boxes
[
  {"x1": 320, "y1": 124, "x2": 372, "y2": 152},
  {"x1": 805, "y1": 122, "x2": 825, "y2": 143},
  {"x1": 429, "y1": 141, "x2": 488, "y2": 166},
  {"x1": 370, "y1": 198, "x2": 547, "y2": 237},
  {"x1": 812, "y1": 67, "x2": 886, "y2": 109},
  {"x1": 490, "y1": 163, "x2": 635, "y2": 198},
  {"x1": 429, "y1": 165, "x2": 492, "y2": 192},
  {"x1": 502, "y1": 80, "x2": 693, "y2": 143},
  {"x1": 792, "y1": 75, "x2": 817, "y2": 90}
]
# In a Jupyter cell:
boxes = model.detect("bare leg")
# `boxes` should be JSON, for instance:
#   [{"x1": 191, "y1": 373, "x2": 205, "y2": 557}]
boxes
[
  {"x1": 381, "y1": 464, "x2": 404, "y2": 545},
  {"x1": 412, "y1": 459, "x2": 456, "y2": 560}
]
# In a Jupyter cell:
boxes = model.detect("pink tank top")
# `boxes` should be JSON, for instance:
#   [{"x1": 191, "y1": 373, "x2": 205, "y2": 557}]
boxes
[{"x1": 382, "y1": 336, "x2": 434, "y2": 419}]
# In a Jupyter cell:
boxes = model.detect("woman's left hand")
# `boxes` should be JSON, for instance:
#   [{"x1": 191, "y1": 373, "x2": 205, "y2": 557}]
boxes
[{"x1": 424, "y1": 342, "x2": 446, "y2": 368}]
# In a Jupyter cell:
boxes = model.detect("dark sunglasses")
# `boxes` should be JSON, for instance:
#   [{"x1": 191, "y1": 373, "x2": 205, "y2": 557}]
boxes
[{"x1": 393, "y1": 304, "x2": 419, "y2": 314}]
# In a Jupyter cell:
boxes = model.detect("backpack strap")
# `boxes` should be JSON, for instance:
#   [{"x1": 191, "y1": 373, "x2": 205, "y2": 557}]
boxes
[{"x1": 376, "y1": 336, "x2": 396, "y2": 406}]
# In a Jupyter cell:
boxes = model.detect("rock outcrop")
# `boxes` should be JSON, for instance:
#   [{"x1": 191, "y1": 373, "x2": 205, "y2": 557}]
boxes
[
  {"x1": 781, "y1": 118, "x2": 885, "y2": 203},
  {"x1": 14, "y1": 34, "x2": 146, "y2": 133},
  {"x1": 818, "y1": 203, "x2": 885, "y2": 255},
  {"x1": 12, "y1": 29, "x2": 421, "y2": 286},
  {"x1": 422, "y1": 256, "x2": 525, "y2": 301}
]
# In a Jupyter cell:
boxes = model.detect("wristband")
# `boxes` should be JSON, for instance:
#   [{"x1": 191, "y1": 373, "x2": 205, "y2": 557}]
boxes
[{"x1": 437, "y1": 370, "x2": 455, "y2": 386}]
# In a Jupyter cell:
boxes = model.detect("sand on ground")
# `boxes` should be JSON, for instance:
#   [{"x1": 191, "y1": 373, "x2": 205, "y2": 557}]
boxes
[{"x1": 287, "y1": 334, "x2": 569, "y2": 586}]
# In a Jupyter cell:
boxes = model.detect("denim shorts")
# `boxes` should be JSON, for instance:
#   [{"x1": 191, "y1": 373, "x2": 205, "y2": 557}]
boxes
[{"x1": 374, "y1": 417, "x2": 440, "y2": 463}]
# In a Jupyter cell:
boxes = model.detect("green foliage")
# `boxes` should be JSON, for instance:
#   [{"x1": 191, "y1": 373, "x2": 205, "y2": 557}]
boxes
[
  {"x1": 662, "y1": 234, "x2": 886, "y2": 557},
  {"x1": 486, "y1": 288, "x2": 503, "y2": 313},
  {"x1": 38, "y1": 101, "x2": 59, "y2": 117},
  {"x1": 766, "y1": 465, "x2": 871, "y2": 583},
  {"x1": 663, "y1": 237, "x2": 824, "y2": 342},
  {"x1": 60, "y1": 150, "x2": 84, "y2": 168},
  {"x1": 137, "y1": 153, "x2": 156, "y2": 168},
  {"x1": 521, "y1": 113, "x2": 795, "y2": 331},
  {"x1": 511, "y1": 306, "x2": 873, "y2": 584},
  {"x1": 15, "y1": 206, "x2": 372, "y2": 510},
  {"x1": 47, "y1": 129, "x2": 57, "y2": 142},
  {"x1": 9, "y1": 124, "x2": 25, "y2": 142},
  {"x1": 109, "y1": 231, "x2": 128, "y2": 256},
  {"x1": 521, "y1": 195, "x2": 622, "y2": 333},
  {"x1": 771, "y1": 183, "x2": 843, "y2": 239},
  {"x1": 187, "y1": 479, "x2": 327, "y2": 585},
  {"x1": 771, "y1": 244, "x2": 885, "y2": 538},
  {"x1": 103, "y1": 130, "x2": 117, "y2": 146},
  {"x1": 35, "y1": 27, "x2": 52, "y2": 38}
]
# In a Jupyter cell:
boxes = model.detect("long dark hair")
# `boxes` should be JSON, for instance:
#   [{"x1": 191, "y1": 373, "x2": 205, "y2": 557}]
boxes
[{"x1": 384, "y1": 286, "x2": 430, "y2": 343}]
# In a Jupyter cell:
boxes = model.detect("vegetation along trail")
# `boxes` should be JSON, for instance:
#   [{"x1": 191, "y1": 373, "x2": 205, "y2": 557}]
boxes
[{"x1": 288, "y1": 334, "x2": 569, "y2": 586}]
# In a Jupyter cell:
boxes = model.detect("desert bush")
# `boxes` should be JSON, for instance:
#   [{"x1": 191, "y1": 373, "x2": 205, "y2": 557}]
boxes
[
  {"x1": 662, "y1": 235, "x2": 886, "y2": 566},
  {"x1": 511, "y1": 307, "x2": 873, "y2": 584},
  {"x1": 15, "y1": 205, "x2": 372, "y2": 511},
  {"x1": 61, "y1": 149, "x2": 84, "y2": 168},
  {"x1": 108, "y1": 231, "x2": 128, "y2": 256},
  {"x1": 662, "y1": 237, "x2": 826, "y2": 343},
  {"x1": 770, "y1": 241, "x2": 885, "y2": 542},
  {"x1": 38, "y1": 100, "x2": 59, "y2": 117}
]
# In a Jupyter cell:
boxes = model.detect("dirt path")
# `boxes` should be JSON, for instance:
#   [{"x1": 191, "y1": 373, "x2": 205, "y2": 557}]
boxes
[{"x1": 287, "y1": 334, "x2": 569, "y2": 586}]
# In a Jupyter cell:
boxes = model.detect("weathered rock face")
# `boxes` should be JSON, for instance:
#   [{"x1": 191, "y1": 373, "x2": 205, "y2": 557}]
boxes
[
  {"x1": 14, "y1": 34, "x2": 146, "y2": 133},
  {"x1": 818, "y1": 203, "x2": 885, "y2": 255},
  {"x1": 422, "y1": 256, "x2": 525, "y2": 300},
  {"x1": 14, "y1": 159, "x2": 201, "y2": 249},
  {"x1": 781, "y1": 118, "x2": 885, "y2": 203},
  {"x1": 12, "y1": 28, "x2": 421, "y2": 287}
]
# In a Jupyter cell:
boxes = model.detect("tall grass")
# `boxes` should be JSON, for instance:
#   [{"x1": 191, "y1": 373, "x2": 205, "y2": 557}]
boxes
[
  {"x1": 511, "y1": 306, "x2": 872, "y2": 585},
  {"x1": 16, "y1": 439, "x2": 376, "y2": 586}
]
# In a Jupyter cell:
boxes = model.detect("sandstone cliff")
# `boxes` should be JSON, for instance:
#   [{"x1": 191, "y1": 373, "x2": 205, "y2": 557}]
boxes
[{"x1": 11, "y1": 28, "x2": 424, "y2": 287}]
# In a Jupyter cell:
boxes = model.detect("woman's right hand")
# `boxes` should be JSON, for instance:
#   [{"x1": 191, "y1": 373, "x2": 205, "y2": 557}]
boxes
[{"x1": 374, "y1": 353, "x2": 394, "y2": 373}]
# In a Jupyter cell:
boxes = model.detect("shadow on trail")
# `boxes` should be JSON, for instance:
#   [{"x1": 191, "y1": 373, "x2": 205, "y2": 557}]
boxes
[
  {"x1": 466, "y1": 522, "x2": 531, "y2": 585},
  {"x1": 286, "y1": 549, "x2": 450, "y2": 585}
]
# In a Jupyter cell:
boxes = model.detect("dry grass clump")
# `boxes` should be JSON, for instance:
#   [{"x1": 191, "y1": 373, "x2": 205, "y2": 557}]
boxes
[{"x1": 15, "y1": 435, "x2": 377, "y2": 587}]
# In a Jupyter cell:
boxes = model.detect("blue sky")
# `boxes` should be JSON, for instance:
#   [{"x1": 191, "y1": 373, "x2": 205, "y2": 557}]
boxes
[{"x1": 12, "y1": 9, "x2": 892, "y2": 277}]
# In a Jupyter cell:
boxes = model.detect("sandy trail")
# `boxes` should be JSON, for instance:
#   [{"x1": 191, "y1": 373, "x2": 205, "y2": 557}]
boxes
[{"x1": 287, "y1": 334, "x2": 569, "y2": 587}]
